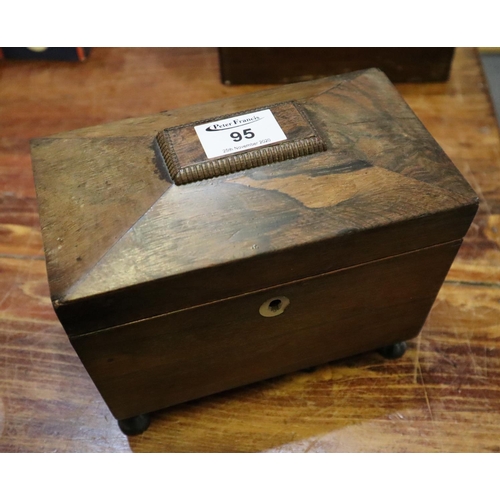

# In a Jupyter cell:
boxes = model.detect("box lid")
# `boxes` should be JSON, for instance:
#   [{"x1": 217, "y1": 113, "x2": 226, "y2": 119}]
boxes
[{"x1": 30, "y1": 69, "x2": 478, "y2": 336}]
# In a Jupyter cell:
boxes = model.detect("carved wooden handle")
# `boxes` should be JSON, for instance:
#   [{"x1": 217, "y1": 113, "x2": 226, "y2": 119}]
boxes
[{"x1": 155, "y1": 102, "x2": 327, "y2": 185}]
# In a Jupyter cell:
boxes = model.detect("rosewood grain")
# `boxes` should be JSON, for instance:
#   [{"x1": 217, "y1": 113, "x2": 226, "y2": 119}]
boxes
[
  {"x1": 30, "y1": 68, "x2": 478, "y2": 336},
  {"x1": 28, "y1": 65, "x2": 479, "y2": 427},
  {"x1": 1, "y1": 47, "x2": 499, "y2": 452}
]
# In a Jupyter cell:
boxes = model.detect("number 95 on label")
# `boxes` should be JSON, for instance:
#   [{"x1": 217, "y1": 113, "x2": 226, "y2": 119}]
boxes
[{"x1": 194, "y1": 108, "x2": 287, "y2": 159}]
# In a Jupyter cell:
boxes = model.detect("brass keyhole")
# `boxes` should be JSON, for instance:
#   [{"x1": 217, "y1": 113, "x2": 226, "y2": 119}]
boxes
[{"x1": 259, "y1": 296, "x2": 290, "y2": 317}]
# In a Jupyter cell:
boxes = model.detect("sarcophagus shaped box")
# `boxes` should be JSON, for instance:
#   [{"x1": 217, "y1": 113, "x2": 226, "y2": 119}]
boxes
[{"x1": 30, "y1": 69, "x2": 478, "y2": 434}]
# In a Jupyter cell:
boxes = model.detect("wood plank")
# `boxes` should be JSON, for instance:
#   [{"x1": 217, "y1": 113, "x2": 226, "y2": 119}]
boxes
[
  {"x1": 0, "y1": 257, "x2": 129, "y2": 452},
  {"x1": 0, "y1": 196, "x2": 43, "y2": 257}
]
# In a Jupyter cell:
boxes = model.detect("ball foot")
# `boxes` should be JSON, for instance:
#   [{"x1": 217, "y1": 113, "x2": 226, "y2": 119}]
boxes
[
  {"x1": 118, "y1": 413, "x2": 151, "y2": 436},
  {"x1": 378, "y1": 341, "x2": 407, "y2": 360}
]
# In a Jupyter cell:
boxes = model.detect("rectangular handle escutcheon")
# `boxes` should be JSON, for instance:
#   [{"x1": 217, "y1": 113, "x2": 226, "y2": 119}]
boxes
[{"x1": 155, "y1": 102, "x2": 327, "y2": 185}]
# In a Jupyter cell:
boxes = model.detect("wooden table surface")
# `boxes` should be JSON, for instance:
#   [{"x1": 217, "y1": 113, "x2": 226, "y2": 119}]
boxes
[{"x1": 1, "y1": 47, "x2": 499, "y2": 453}]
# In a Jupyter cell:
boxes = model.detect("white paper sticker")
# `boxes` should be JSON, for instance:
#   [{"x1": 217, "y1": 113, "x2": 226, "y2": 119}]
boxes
[{"x1": 194, "y1": 109, "x2": 287, "y2": 159}]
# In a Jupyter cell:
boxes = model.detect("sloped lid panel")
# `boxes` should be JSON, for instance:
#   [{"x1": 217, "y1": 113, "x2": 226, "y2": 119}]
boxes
[{"x1": 31, "y1": 136, "x2": 170, "y2": 301}]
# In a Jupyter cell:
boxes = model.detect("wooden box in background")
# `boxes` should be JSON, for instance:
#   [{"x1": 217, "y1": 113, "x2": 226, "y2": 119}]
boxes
[
  {"x1": 219, "y1": 47, "x2": 455, "y2": 85},
  {"x1": 30, "y1": 68, "x2": 477, "y2": 435}
]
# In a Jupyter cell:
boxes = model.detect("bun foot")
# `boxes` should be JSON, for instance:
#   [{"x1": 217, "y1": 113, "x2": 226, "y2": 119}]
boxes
[
  {"x1": 378, "y1": 341, "x2": 407, "y2": 360},
  {"x1": 118, "y1": 413, "x2": 151, "y2": 436}
]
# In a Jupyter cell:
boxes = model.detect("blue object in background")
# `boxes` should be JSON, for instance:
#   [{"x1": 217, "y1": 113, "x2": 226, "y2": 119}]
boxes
[{"x1": 0, "y1": 47, "x2": 91, "y2": 61}]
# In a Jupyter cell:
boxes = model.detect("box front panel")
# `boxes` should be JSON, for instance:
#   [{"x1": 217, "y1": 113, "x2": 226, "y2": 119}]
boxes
[{"x1": 71, "y1": 241, "x2": 461, "y2": 420}]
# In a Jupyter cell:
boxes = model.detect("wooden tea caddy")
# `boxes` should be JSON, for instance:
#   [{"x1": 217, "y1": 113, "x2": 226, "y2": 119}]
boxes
[{"x1": 30, "y1": 69, "x2": 478, "y2": 435}]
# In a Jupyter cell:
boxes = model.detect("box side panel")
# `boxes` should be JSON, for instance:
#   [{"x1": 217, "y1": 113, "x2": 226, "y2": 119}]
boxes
[{"x1": 71, "y1": 240, "x2": 461, "y2": 420}]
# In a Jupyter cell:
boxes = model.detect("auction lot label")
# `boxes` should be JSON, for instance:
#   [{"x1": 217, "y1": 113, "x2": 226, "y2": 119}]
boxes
[{"x1": 194, "y1": 109, "x2": 287, "y2": 159}]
